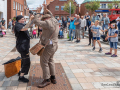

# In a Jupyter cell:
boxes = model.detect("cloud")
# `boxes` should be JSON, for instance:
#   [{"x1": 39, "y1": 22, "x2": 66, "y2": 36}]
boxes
[
  {"x1": 26, "y1": 0, "x2": 84, "y2": 9},
  {"x1": 26, "y1": 0, "x2": 44, "y2": 8}
]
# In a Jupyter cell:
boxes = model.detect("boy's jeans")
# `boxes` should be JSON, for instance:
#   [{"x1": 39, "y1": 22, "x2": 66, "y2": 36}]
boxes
[
  {"x1": 118, "y1": 22, "x2": 120, "y2": 31},
  {"x1": 102, "y1": 24, "x2": 108, "y2": 30},
  {"x1": 69, "y1": 29, "x2": 75, "y2": 40}
]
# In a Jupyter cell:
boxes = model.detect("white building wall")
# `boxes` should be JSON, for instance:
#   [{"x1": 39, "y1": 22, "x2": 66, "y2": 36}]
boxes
[{"x1": 0, "y1": 0, "x2": 7, "y2": 28}]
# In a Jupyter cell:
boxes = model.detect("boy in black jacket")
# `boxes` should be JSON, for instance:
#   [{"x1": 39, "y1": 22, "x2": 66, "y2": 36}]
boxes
[{"x1": 88, "y1": 22, "x2": 94, "y2": 46}]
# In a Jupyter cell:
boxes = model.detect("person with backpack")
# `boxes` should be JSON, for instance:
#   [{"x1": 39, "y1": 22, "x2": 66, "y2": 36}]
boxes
[
  {"x1": 92, "y1": 12, "x2": 100, "y2": 23},
  {"x1": 84, "y1": 12, "x2": 90, "y2": 31},
  {"x1": 101, "y1": 14, "x2": 110, "y2": 31}
]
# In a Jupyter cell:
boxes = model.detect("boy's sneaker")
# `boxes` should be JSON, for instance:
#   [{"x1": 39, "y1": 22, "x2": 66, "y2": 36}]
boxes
[
  {"x1": 105, "y1": 52, "x2": 111, "y2": 55},
  {"x1": 18, "y1": 76, "x2": 29, "y2": 83},
  {"x1": 99, "y1": 48, "x2": 102, "y2": 52},
  {"x1": 92, "y1": 47, "x2": 95, "y2": 51},
  {"x1": 68, "y1": 39, "x2": 71, "y2": 41},
  {"x1": 111, "y1": 54, "x2": 117, "y2": 57}
]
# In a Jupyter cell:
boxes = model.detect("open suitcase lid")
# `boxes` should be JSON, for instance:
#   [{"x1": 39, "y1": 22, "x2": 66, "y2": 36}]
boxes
[{"x1": 3, "y1": 56, "x2": 21, "y2": 65}]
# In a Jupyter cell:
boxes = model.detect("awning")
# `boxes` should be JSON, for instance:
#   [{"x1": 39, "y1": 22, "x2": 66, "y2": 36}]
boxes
[{"x1": 95, "y1": 10, "x2": 109, "y2": 12}]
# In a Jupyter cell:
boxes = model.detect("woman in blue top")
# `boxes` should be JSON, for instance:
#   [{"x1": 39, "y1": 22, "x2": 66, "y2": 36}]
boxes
[{"x1": 105, "y1": 23, "x2": 118, "y2": 57}]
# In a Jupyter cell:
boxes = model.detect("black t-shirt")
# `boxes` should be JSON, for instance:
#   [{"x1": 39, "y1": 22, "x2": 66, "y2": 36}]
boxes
[
  {"x1": 38, "y1": 26, "x2": 42, "y2": 32},
  {"x1": 1, "y1": 20, "x2": 5, "y2": 25},
  {"x1": 14, "y1": 22, "x2": 30, "y2": 52}
]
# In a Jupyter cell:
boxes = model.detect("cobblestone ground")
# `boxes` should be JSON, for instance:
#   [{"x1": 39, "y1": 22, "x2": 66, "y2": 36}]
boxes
[{"x1": 0, "y1": 32, "x2": 120, "y2": 90}]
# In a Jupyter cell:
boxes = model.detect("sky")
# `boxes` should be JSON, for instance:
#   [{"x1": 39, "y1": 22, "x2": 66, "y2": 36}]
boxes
[{"x1": 26, "y1": 0, "x2": 84, "y2": 10}]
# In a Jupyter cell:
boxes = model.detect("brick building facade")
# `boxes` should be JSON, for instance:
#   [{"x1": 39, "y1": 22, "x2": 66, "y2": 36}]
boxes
[
  {"x1": 46, "y1": 0, "x2": 79, "y2": 20},
  {"x1": 80, "y1": 0, "x2": 120, "y2": 16},
  {"x1": 7, "y1": 0, "x2": 29, "y2": 27}
]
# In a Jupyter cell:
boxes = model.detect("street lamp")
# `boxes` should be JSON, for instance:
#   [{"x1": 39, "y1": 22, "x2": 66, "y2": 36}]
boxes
[{"x1": 69, "y1": 2, "x2": 71, "y2": 17}]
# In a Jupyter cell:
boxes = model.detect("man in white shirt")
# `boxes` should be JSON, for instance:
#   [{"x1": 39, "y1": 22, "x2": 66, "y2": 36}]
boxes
[
  {"x1": 116, "y1": 15, "x2": 120, "y2": 30},
  {"x1": 80, "y1": 16, "x2": 86, "y2": 38}
]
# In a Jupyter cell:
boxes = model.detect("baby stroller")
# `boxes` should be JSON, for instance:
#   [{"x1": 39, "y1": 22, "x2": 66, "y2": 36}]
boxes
[
  {"x1": 58, "y1": 25, "x2": 64, "y2": 39},
  {"x1": 0, "y1": 28, "x2": 3, "y2": 37}
]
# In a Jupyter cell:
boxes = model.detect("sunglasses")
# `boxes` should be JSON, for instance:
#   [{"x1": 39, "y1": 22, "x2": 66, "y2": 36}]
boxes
[{"x1": 111, "y1": 25, "x2": 115, "y2": 27}]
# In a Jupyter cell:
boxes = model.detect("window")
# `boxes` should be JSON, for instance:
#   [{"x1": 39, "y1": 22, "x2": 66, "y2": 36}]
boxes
[
  {"x1": 109, "y1": 11, "x2": 112, "y2": 15},
  {"x1": 16, "y1": 2, "x2": 17, "y2": 10},
  {"x1": 24, "y1": 9, "x2": 26, "y2": 15},
  {"x1": 13, "y1": 1, "x2": 15, "y2": 9},
  {"x1": 117, "y1": 11, "x2": 120, "y2": 14},
  {"x1": 113, "y1": 11, "x2": 116, "y2": 15},
  {"x1": 20, "y1": 4, "x2": 21, "y2": 11},
  {"x1": 101, "y1": 4, "x2": 106, "y2": 9},
  {"x1": 18, "y1": 3, "x2": 19, "y2": 10},
  {"x1": 22, "y1": 5, "x2": 23, "y2": 11},
  {"x1": 24, "y1": 1, "x2": 26, "y2": 5},
  {"x1": 55, "y1": 16, "x2": 59, "y2": 19},
  {"x1": 55, "y1": 6, "x2": 59, "y2": 11},
  {"x1": 61, "y1": 6, "x2": 65, "y2": 11}
]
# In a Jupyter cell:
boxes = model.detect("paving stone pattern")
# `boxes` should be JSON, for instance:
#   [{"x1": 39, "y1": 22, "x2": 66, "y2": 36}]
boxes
[{"x1": 0, "y1": 32, "x2": 120, "y2": 90}]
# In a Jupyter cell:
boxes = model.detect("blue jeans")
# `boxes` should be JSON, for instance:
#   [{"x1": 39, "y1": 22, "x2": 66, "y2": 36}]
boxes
[
  {"x1": 110, "y1": 42, "x2": 118, "y2": 49},
  {"x1": 69, "y1": 29, "x2": 75, "y2": 40},
  {"x1": 118, "y1": 23, "x2": 120, "y2": 31},
  {"x1": 102, "y1": 24, "x2": 108, "y2": 30},
  {"x1": 85, "y1": 20, "x2": 90, "y2": 31},
  {"x1": 59, "y1": 30, "x2": 63, "y2": 36}
]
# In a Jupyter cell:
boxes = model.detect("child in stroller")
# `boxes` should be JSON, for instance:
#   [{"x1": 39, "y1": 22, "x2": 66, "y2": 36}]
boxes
[
  {"x1": 0, "y1": 26, "x2": 3, "y2": 37},
  {"x1": 58, "y1": 25, "x2": 64, "y2": 38}
]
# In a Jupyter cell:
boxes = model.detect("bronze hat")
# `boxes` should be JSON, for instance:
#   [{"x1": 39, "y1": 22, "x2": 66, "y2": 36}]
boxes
[{"x1": 41, "y1": 14, "x2": 51, "y2": 21}]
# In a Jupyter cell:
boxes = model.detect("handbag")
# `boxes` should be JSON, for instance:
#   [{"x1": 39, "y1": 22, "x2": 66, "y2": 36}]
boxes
[
  {"x1": 30, "y1": 26, "x2": 57, "y2": 56},
  {"x1": 3, "y1": 57, "x2": 21, "y2": 78}
]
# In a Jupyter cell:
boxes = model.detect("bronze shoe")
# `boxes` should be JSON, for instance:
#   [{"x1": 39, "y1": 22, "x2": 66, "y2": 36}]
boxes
[
  {"x1": 50, "y1": 78, "x2": 57, "y2": 84},
  {"x1": 37, "y1": 79, "x2": 51, "y2": 88}
]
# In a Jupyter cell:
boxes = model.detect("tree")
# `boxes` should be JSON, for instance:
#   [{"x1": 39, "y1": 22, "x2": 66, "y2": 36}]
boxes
[
  {"x1": 108, "y1": 0, "x2": 120, "y2": 9},
  {"x1": 113, "y1": 0, "x2": 120, "y2": 8},
  {"x1": 63, "y1": 0, "x2": 76, "y2": 14},
  {"x1": 85, "y1": 0, "x2": 100, "y2": 13},
  {"x1": 113, "y1": 0, "x2": 120, "y2": 6},
  {"x1": 108, "y1": 3, "x2": 113, "y2": 9}
]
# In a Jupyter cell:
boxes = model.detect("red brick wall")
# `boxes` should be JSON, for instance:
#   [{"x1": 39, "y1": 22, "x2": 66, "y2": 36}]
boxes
[
  {"x1": 7, "y1": 0, "x2": 27, "y2": 27},
  {"x1": 47, "y1": 0, "x2": 79, "y2": 19}
]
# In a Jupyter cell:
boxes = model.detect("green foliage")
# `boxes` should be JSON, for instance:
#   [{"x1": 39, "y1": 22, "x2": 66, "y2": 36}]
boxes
[
  {"x1": 13, "y1": 17, "x2": 16, "y2": 21},
  {"x1": 113, "y1": 0, "x2": 120, "y2": 5},
  {"x1": 63, "y1": 0, "x2": 76, "y2": 14},
  {"x1": 108, "y1": 0, "x2": 120, "y2": 9},
  {"x1": 85, "y1": 0, "x2": 100, "y2": 13},
  {"x1": 108, "y1": 3, "x2": 113, "y2": 9}
]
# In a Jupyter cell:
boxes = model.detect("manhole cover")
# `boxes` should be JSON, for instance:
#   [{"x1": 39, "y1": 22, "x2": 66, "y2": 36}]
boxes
[{"x1": 27, "y1": 63, "x2": 72, "y2": 90}]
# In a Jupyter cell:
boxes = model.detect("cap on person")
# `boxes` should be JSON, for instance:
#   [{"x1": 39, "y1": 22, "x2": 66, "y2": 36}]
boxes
[{"x1": 16, "y1": 15, "x2": 24, "y2": 22}]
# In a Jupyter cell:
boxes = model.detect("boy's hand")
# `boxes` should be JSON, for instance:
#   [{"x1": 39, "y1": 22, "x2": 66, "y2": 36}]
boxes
[
  {"x1": 101, "y1": 30, "x2": 104, "y2": 32},
  {"x1": 30, "y1": 15, "x2": 34, "y2": 20},
  {"x1": 94, "y1": 32, "x2": 97, "y2": 34}
]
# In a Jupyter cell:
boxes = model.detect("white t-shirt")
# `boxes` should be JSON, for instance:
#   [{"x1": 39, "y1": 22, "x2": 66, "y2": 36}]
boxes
[
  {"x1": 116, "y1": 17, "x2": 120, "y2": 25},
  {"x1": 91, "y1": 25, "x2": 102, "y2": 37}
]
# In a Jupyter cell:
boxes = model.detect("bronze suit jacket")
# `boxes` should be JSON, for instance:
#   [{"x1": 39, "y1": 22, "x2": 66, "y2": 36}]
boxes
[{"x1": 34, "y1": 10, "x2": 59, "y2": 46}]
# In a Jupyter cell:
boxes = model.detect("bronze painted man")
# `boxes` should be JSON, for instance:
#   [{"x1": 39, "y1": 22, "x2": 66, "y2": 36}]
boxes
[{"x1": 33, "y1": 4, "x2": 59, "y2": 88}]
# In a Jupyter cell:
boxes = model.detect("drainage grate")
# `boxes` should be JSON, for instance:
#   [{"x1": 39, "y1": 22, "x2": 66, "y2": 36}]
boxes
[{"x1": 27, "y1": 63, "x2": 72, "y2": 90}]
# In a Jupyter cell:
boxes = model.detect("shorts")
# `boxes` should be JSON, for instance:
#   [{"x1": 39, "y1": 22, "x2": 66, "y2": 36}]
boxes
[
  {"x1": 81, "y1": 27, "x2": 85, "y2": 33},
  {"x1": 93, "y1": 37, "x2": 100, "y2": 40},
  {"x1": 110, "y1": 42, "x2": 118, "y2": 49}
]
